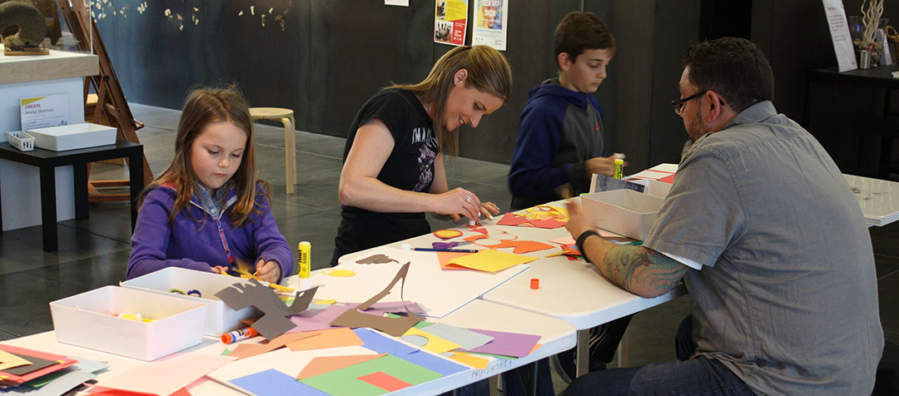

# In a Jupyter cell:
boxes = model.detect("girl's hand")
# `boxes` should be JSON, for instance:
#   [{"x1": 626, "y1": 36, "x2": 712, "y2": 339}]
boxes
[
  {"x1": 431, "y1": 188, "x2": 482, "y2": 223},
  {"x1": 255, "y1": 259, "x2": 282, "y2": 283},
  {"x1": 211, "y1": 265, "x2": 230, "y2": 275}
]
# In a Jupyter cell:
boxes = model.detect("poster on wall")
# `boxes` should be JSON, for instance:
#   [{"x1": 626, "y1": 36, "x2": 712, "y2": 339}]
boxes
[
  {"x1": 435, "y1": 0, "x2": 467, "y2": 46},
  {"x1": 472, "y1": 0, "x2": 508, "y2": 51},
  {"x1": 20, "y1": 94, "x2": 70, "y2": 132}
]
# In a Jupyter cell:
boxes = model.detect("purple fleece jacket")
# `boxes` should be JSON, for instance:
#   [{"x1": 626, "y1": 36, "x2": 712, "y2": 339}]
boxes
[{"x1": 126, "y1": 185, "x2": 293, "y2": 281}]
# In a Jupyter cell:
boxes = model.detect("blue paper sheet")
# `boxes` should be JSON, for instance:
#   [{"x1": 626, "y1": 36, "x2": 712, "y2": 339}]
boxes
[
  {"x1": 230, "y1": 369, "x2": 330, "y2": 396},
  {"x1": 353, "y1": 328, "x2": 417, "y2": 357},
  {"x1": 403, "y1": 351, "x2": 468, "y2": 376}
]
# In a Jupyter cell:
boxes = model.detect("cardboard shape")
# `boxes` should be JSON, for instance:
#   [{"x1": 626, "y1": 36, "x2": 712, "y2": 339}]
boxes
[
  {"x1": 330, "y1": 263, "x2": 423, "y2": 337},
  {"x1": 215, "y1": 279, "x2": 317, "y2": 340}
]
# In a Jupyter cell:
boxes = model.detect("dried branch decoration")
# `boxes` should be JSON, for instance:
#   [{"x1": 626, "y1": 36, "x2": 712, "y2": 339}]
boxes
[{"x1": 861, "y1": 0, "x2": 885, "y2": 47}]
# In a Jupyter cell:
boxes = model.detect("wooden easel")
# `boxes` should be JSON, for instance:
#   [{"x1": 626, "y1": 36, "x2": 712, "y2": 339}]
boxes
[{"x1": 55, "y1": 0, "x2": 153, "y2": 201}]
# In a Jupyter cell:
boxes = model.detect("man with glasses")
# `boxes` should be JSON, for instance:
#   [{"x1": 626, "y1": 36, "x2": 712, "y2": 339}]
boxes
[{"x1": 561, "y1": 37, "x2": 883, "y2": 395}]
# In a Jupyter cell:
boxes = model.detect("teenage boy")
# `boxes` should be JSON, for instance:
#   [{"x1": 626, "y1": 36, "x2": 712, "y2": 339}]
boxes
[
  {"x1": 508, "y1": 11, "x2": 622, "y2": 211},
  {"x1": 502, "y1": 11, "x2": 629, "y2": 396}
]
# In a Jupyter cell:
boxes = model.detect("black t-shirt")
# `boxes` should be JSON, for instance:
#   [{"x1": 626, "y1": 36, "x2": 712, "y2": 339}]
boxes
[{"x1": 332, "y1": 89, "x2": 438, "y2": 265}]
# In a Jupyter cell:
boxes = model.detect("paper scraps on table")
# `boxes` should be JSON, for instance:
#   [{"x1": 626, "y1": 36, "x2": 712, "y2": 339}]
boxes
[
  {"x1": 287, "y1": 328, "x2": 365, "y2": 351},
  {"x1": 400, "y1": 327, "x2": 461, "y2": 354},
  {"x1": 415, "y1": 322, "x2": 494, "y2": 350},
  {"x1": 228, "y1": 331, "x2": 320, "y2": 359},
  {"x1": 550, "y1": 235, "x2": 576, "y2": 246},
  {"x1": 299, "y1": 354, "x2": 442, "y2": 396},
  {"x1": 355, "y1": 254, "x2": 398, "y2": 264},
  {"x1": 297, "y1": 353, "x2": 387, "y2": 380},
  {"x1": 98, "y1": 353, "x2": 235, "y2": 396},
  {"x1": 487, "y1": 240, "x2": 555, "y2": 254},
  {"x1": 231, "y1": 369, "x2": 330, "y2": 396},
  {"x1": 287, "y1": 304, "x2": 350, "y2": 333},
  {"x1": 215, "y1": 278, "x2": 318, "y2": 340},
  {"x1": 437, "y1": 251, "x2": 474, "y2": 270},
  {"x1": 449, "y1": 352, "x2": 490, "y2": 369},
  {"x1": 433, "y1": 229, "x2": 463, "y2": 239},
  {"x1": 0, "y1": 345, "x2": 77, "y2": 387},
  {"x1": 447, "y1": 249, "x2": 537, "y2": 273},
  {"x1": 457, "y1": 329, "x2": 541, "y2": 358},
  {"x1": 353, "y1": 328, "x2": 418, "y2": 357},
  {"x1": 330, "y1": 263, "x2": 423, "y2": 337},
  {"x1": 344, "y1": 301, "x2": 426, "y2": 316}
]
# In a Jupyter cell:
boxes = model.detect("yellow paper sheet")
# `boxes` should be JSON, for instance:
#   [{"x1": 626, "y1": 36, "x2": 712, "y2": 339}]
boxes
[
  {"x1": 449, "y1": 352, "x2": 489, "y2": 369},
  {"x1": 447, "y1": 249, "x2": 537, "y2": 273},
  {"x1": 402, "y1": 327, "x2": 461, "y2": 354},
  {"x1": 0, "y1": 349, "x2": 32, "y2": 371}
]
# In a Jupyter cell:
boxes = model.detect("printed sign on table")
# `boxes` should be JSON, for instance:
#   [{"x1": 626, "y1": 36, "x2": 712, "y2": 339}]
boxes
[{"x1": 20, "y1": 94, "x2": 70, "y2": 132}]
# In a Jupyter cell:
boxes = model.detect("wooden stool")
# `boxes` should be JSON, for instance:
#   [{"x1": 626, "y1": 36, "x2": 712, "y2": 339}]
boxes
[{"x1": 249, "y1": 107, "x2": 297, "y2": 194}]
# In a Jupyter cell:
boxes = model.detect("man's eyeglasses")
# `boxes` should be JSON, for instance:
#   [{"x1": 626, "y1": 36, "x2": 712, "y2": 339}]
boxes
[{"x1": 671, "y1": 90, "x2": 707, "y2": 116}]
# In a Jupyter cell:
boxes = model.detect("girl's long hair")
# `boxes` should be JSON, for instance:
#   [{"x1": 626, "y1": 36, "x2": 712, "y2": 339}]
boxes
[
  {"x1": 388, "y1": 45, "x2": 512, "y2": 156},
  {"x1": 139, "y1": 85, "x2": 270, "y2": 227}
]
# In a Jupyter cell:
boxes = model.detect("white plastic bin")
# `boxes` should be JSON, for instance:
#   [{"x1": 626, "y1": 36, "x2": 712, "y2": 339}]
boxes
[
  {"x1": 581, "y1": 189, "x2": 665, "y2": 240},
  {"x1": 50, "y1": 286, "x2": 206, "y2": 361},
  {"x1": 28, "y1": 123, "x2": 116, "y2": 151},
  {"x1": 120, "y1": 267, "x2": 259, "y2": 336}
]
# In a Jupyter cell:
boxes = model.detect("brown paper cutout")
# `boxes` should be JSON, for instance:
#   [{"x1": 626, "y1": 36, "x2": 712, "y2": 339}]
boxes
[
  {"x1": 355, "y1": 254, "x2": 399, "y2": 264},
  {"x1": 329, "y1": 262, "x2": 423, "y2": 336},
  {"x1": 215, "y1": 279, "x2": 318, "y2": 340}
]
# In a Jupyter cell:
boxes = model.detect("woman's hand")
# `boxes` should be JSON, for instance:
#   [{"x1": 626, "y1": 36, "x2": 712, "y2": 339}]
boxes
[
  {"x1": 255, "y1": 260, "x2": 282, "y2": 283},
  {"x1": 479, "y1": 201, "x2": 501, "y2": 221},
  {"x1": 431, "y1": 188, "x2": 484, "y2": 223}
]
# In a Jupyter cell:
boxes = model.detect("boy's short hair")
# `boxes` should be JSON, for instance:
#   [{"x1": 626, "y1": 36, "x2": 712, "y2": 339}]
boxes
[{"x1": 554, "y1": 11, "x2": 616, "y2": 68}]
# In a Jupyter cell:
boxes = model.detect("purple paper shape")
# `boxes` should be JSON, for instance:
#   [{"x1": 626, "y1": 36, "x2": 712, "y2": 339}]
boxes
[
  {"x1": 344, "y1": 301, "x2": 426, "y2": 316},
  {"x1": 285, "y1": 305, "x2": 351, "y2": 333},
  {"x1": 457, "y1": 329, "x2": 541, "y2": 358}
]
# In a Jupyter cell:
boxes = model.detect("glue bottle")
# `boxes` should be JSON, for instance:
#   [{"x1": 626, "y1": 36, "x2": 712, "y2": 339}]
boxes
[
  {"x1": 613, "y1": 159, "x2": 624, "y2": 179},
  {"x1": 298, "y1": 241, "x2": 311, "y2": 289}
]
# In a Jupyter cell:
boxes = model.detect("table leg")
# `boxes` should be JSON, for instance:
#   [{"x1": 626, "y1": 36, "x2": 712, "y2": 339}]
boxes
[
  {"x1": 617, "y1": 327, "x2": 629, "y2": 368},
  {"x1": 129, "y1": 151, "x2": 144, "y2": 231},
  {"x1": 530, "y1": 360, "x2": 539, "y2": 396},
  {"x1": 74, "y1": 162, "x2": 89, "y2": 219},
  {"x1": 575, "y1": 329, "x2": 590, "y2": 378},
  {"x1": 39, "y1": 166, "x2": 58, "y2": 252}
]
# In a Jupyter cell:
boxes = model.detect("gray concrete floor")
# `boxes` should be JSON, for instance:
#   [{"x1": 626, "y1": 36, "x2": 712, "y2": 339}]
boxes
[{"x1": 0, "y1": 103, "x2": 896, "y2": 394}]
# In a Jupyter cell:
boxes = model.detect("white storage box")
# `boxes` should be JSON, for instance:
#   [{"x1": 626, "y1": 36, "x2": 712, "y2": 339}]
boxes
[
  {"x1": 27, "y1": 123, "x2": 116, "y2": 151},
  {"x1": 581, "y1": 189, "x2": 665, "y2": 240},
  {"x1": 121, "y1": 267, "x2": 259, "y2": 336},
  {"x1": 629, "y1": 179, "x2": 673, "y2": 198},
  {"x1": 6, "y1": 132, "x2": 34, "y2": 151},
  {"x1": 49, "y1": 286, "x2": 206, "y2": 361}
]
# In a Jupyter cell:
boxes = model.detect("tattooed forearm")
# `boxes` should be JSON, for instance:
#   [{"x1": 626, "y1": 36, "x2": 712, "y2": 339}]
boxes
[{"x1": 600, "y1": 245, "x2": 689, "y2": 298}]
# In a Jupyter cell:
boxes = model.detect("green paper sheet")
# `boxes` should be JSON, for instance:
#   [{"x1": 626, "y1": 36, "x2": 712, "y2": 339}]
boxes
[{"x1": 300, "y1": 354, "x2": 441, "y2": 396}]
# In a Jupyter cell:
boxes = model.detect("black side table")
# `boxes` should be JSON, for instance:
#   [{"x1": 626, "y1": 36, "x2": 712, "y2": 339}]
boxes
[{"x1": 0, "y1": 141, "x2": 144, "y2": 252}]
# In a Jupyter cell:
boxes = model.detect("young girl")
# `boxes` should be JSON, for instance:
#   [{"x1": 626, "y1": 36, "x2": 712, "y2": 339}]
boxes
[
  {"x1": 332, "y1": 45, "x2": 512, "y2": 266},
  {"x1": 127, "y1": 87, "x2": 292, "y2": 283}
]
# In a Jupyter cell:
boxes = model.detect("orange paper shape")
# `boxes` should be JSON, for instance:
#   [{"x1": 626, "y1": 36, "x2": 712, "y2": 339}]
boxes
[
  {"x1": 358, "y1": 371, "x2": 412, "y2": 392},
  {"x1": 488, "y1": 240, "x2": 555, "y2": 254},
  {"x1": 228, "y1": 331, "x2": 319, "y2": 359},
  {"x1": 528, "y1": 217, "x2": 567, "y2": 229},
  {"x1": 437, "y1": 251, "x2": 474, "y2": 270},
  {"x1": 434, "y1": 229, "x2": 463, "y2": 239},
  {"x1": 449, "y1": 352, "x2": 489, "y2": 369},
  {"x1": 169, "y1": 388, "x2": 192, "y2": 396},
  {"x1": 496, "y1": 212, "x2": 531, "y2": 226},
  {"x1": 296, "y1": 353, "x2": 386, "y2": 380},
  {"x1": 659, "y1": 174, "x2": 675, "y2": 184},
  {"x1": 287, "y1": 328, "x2": 364, "y2": 352}
]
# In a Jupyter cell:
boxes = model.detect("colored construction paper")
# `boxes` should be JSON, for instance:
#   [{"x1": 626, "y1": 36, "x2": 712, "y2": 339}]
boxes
[
  {"x1": 458, "y1": 329, "x2": 541, "y2": 358},
  {"x1": 227, "y1": 343, "x2": 274, "y2": 359},
  {"x1": 447, "y1": 249, "x2": 537, "y2": 273},
  {"x1": 0, "y1": 349, "x2": 31, "y2": 371},
  {"x1": 449, "y1": 352, "x2": 490, "y2": 369},
  {"x1": 300, "y1": 354, "x2": 442, "y2": 396},
  {"x1": 287, "y1": 328, "x2": 365, "y2": 351},
  {"x1": 550, "y1": 235, "x2": 576, "y2": 246},
  {"x1": 488, "y1": 240, "x2": 555, "y2": 254},
  {"x1": 230, "y1": 369, "x2": 329, "y2": 396},
  {"x1": 2, "y1": 354, "x2": 56, "y2": 376},
  {"x1": 323, "y1": 269, "x2": 356, "y2": 277},
  {"x1": 358, "y1": 371, "x2": 411, "y2": 392},
  {"x1": 22, "y1": 357, "x2": 107, "y2": 388},
  {"x1": 0, "y1": 345, "x2": 77, "y2": 387},
  {"x1": 216, "y1": 279, "x2": 317, "y2": 339},
  {"x1": 401, "y1": 327, "x2": 461, "y2": 354},
  {"x1": 98, "y1": 354, "x2": 235, "y2": 396},
  {"x1": 355, "y1": 254, "x2": 399, "y2": 264},
  {"x1": 659, "y1": 173, "x2": 675, "y2": 184},
  {"x1": 87, "y1": 388, "x2": 156, "y2": 396},
  {"x1": 433, "y1": 229, "x2": 463, "y2": 239},
  {"x1": 437, "y1": 251, "x2": 473, "y2": 270},
  {"x1": 169, "y1": 388, "x2": 192, "y2": 396},
  {"x1": 345, "y1": 301, "x2": 426, "y2": 316},
  {"x1": 287, "y1": 304, "x2": 351, "y2": 333},
  {"x1": 353, "y1": 328, "x2": 417, "y2": 357},
  {"x1": 496, "y1": 212, "x2": 530, "y2": 226},
  {"x1": 402, "y1": 350, "x2": 468, "y2": 376},
  {"x1": 297, "y1": 353, "x2": 386, "y2": 380},
  {"x1": 330, "y1": 263, "x2": 423, "y2": 337},
  {"x1": 418, "y1": 322, "x2": 493, "y2": 350},
  {"x1": 11, "y1": 369, "x2": 95, "y2": 396},
  {"x1": 527, "y1": 217, "x2": 567, "y2": 229}
]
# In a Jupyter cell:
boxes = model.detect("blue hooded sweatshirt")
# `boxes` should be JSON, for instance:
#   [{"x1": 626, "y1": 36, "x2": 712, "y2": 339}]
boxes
[{"x1": 508, "y1": 78, "x2": 606, "y2": 210}]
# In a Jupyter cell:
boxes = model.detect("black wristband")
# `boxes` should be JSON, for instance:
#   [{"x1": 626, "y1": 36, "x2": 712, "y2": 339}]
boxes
[{"x1": 575, "y1": 230, "x2": 600, "y2": 263}]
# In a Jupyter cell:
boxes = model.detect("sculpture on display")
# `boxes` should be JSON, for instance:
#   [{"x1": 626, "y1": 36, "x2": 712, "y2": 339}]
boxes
[{"x1": 0, "y1": 0, "x2": 48, "y2": 55}]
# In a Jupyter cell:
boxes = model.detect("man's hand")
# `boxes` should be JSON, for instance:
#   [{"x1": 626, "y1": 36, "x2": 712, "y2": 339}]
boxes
[{"x1": 565, "y1": 199, "x2": 596, "y2": 240}]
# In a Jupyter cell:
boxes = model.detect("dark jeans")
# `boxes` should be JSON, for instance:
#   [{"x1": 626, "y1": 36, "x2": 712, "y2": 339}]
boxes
[{"x1": 561, "y1": 316, "x2": 755, "y2": 396}]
